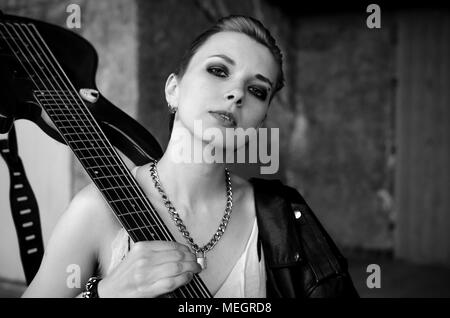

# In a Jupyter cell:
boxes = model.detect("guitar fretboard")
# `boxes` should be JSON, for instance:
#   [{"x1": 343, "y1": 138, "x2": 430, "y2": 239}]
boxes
[{"x1": 34, "y1": 89, "x2": 166, "y2": 242}]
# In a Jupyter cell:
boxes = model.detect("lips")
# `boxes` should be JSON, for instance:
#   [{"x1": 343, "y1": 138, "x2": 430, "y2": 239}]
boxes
[{"x1": 208, "y1": 110, "x2": 237, "y2": 127}]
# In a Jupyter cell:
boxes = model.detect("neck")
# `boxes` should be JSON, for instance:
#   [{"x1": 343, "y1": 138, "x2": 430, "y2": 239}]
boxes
[{"x1": 154, "y1": 125, "x2": 228, "y2": 214}]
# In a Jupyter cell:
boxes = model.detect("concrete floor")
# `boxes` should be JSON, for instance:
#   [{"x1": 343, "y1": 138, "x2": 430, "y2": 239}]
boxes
[
  {"x1": 0, "y1": 279, "x2": 25, "y2": 298},
  {"x1": 2, "y1": 255, "x2": 450, "y2": 298}
]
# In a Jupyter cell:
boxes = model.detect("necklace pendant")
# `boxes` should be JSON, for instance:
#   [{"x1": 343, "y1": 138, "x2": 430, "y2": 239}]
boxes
[{"x1": 196, "y1": 251, "x2": 207, "y2": 270}]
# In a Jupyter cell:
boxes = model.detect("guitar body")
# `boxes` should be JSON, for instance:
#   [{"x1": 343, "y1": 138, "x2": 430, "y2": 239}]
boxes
[{"x1": 0, "y1": 13, "x2": 163, "y2": 164}]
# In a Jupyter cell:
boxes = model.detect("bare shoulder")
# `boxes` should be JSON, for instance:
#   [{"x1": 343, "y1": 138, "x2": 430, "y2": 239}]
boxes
[
  {"x1": 67, "y1": 183, "x2": 122, "y2": 238},
  {"x1": 76, "y1": 182, "x2": 121, "y2": 214},
  {"x1": 23, "y1": 185, "x2": 115, "y2": 297},
  {"x1": 71, "y1": 183, "x2": 109, "y2": 213},
  {"x1": 22, "y1": 183, "x2": 118, "y2": 297}
]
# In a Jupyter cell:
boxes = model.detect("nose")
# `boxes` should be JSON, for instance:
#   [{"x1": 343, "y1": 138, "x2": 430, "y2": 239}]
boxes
[{"x1": 224, "y1": 88, "x2": 243, "y2": 106}]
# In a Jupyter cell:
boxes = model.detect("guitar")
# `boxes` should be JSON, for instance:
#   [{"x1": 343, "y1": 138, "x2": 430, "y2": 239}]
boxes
[{"x1": 0, "y1": 12, "x2": 211, "y2": 298}]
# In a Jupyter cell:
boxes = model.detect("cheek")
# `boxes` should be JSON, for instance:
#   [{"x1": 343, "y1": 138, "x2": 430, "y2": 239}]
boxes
[{"x1": 179, "y1": 76, "x2": 217, "y2": 108}]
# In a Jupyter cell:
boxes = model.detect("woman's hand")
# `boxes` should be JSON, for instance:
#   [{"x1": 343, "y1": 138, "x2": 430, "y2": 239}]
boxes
[{"x1": 97, "y1": 241, "x2": 202, "y2": 298}]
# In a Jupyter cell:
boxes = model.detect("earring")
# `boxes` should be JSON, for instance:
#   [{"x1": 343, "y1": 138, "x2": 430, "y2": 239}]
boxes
[{"x1": 168, "y1": 103, "x2": 177, "y2": 114}]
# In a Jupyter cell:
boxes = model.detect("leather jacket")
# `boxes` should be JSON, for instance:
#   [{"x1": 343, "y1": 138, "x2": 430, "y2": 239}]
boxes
[{"x1": 249, "y1": 177, "x2": 359, "y2": 298}]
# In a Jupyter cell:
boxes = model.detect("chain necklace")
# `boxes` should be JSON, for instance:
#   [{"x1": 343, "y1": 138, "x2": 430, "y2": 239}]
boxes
[{"x1": 149, "y1": 160, "x2": 233, "y2": 270}]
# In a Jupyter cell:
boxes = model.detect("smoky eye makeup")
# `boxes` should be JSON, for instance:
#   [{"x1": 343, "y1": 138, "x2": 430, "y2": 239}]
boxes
[
  {"x1": 206, "y1": 65, "x2": 228, "y2": 79},
  {"x1": 249, "y1": 85, "x2": 268, "y2": 100},
  {"x1": 205, "y1": 58, "x2": 270, "y2": 100}
]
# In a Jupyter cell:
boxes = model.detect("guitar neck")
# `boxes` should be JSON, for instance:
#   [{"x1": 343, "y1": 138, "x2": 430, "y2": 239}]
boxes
[{"x1": 35, "y1": 89, "x2": 169, "y2": 242}]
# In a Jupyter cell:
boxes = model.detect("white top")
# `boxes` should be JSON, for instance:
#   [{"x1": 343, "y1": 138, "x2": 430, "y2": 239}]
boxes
[{"x1": 105, "y1": 166, "x2": 267, "y2": 298}]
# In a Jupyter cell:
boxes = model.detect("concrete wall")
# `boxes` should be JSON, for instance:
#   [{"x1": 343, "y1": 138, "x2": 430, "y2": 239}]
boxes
[
  {"x1": 289, "y1": 13, "x2": 396, "y2": 251},
  {"x1": 395, "y1": 11, "x2": 450, "y2": 266}
]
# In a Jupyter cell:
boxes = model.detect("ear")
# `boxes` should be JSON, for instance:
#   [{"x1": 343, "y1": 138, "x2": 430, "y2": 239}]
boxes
[{"x1": 165, "y1": 73, "x2": 179, "y2": 107}]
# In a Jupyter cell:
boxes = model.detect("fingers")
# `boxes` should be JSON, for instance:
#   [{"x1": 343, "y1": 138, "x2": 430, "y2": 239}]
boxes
[
  {"x1": 153, "y1": 249, "x2": 197, "y2": 265},
  {"x1": 131, "y1": 241, "x2": 196, "y2": 265},
  {"x1": 132, "y1": 240, "x2": 191, "y2": 253},
  {"x1": 126, "y1": 241, "x2": 203, "y2": 297},
  {"x1": 137, "y1": 261, "x2": 202, "y2": 296},
  {"x1": 143, "y1": 260, "x2": 202, "y2": 282},
  {"x1": 151, "y1": 272, "x2": 195, "y2": 295}
]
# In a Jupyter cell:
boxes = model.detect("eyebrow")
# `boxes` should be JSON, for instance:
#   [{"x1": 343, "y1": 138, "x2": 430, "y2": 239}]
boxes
[{"x1": 208, "y1": 54, "x2": 274, "y2": 89}]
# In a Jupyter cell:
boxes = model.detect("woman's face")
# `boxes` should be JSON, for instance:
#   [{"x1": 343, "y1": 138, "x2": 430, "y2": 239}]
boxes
[{"x1": 167, "y1": 31, "x2": 279, "y2": 150}]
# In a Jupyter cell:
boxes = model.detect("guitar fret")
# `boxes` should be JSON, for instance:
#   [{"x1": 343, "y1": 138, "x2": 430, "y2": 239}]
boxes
[
  {"x1": 73, "y1": 146, "x2": 110, "y2": 151},
  {"x1": 86, "y1": 165, "x2": 124, "y2": 173},
  {"x1": 38, "y1": 96, "x2": 79, "y2": 101},
  {"x1": 36, "y1": 96, "x2": 82, "y2": 106},
  {"x1": 80, "y1": 154, "x2": 116, "y2": 160},
  {"x1": 101, "y1": 185, "x2": 136, "y2": 191},
  {"x1": 86, "y1": 163, "x2": 122, "y2": 170},
  {"x1": 55, "y1": 124, "x2": 95, "y2": 131},
  {"x1": 109, "y1": 197, "x2": 143, "y2": 203},
  {"x1": 35, "y1": 90, "x2": 77, "y2": 97},
  {"x1": 54, "y1": 124, "x2": 95, "y2": 130},
  {"x1": 127, "y1": 225, "x2": 155, "y2": 232},
  {"x1": 68, "y1": 138, "x2": 104, "y2": 144},
  {"x1": 93, "y1": 174, "x2": 128, "y2": 180},
  {"x1": 118, "y1": 209, "x2": 151, "y2": 216},
  {"x1": 48, "y1": 114, "x2": 88, "y2": 121},
  {"x1": 63, "y1": 132, "x2": 101, "y2": 138},
  {"x1": 46, "y1": 108, "x2": 85, "y2": 114},
  {"x1": 45, "y1": 110, "x2": 87, "y2": 118},
  {"x1": 51, "y1": 117, "x2": 93, "y2": 125},
  {"x1": 39, "y1": 100, "x2": 81, "y2": 106},
  {"x1": 48, "y1": 111, "x2": 86, "y2": 118}
]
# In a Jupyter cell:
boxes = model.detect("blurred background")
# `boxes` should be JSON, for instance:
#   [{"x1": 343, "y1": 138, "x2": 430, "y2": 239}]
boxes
[{"x1": 0, "y1": 0, "x2": 449, "y2": 297}]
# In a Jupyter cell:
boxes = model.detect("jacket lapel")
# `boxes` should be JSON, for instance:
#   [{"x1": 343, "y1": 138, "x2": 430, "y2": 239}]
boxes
[{"x1": 249, "y1": 177, "x2": 303, "y2": 267}]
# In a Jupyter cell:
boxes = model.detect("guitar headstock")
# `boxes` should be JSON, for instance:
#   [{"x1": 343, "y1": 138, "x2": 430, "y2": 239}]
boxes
[{"x1": 0, "y1": 15, "x2": 44, "y2": 127}]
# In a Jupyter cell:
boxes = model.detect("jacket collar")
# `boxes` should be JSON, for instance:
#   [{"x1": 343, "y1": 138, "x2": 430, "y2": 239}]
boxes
[{"x1": 249, "y1": 178, "x2": 303, "y2": 267}]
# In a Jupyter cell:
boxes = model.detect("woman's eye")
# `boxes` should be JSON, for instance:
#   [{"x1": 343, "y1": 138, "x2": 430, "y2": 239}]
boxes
[
  {"x1": 207, "y1": 66, "x2": 228, "y2": 78},
  {"x1": 249, "y1": 86, "x2": 268, "y2": 100}
]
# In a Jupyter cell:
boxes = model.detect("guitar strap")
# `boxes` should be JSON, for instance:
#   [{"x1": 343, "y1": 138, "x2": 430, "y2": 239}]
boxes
[{"x1": 0, "y1": 124, "x2": 44, "y2": 285}]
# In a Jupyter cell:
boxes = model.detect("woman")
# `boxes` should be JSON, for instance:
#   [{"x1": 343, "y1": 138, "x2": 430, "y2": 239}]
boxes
[{"x1": 23, "y1": 15, "x2": 358, "y2": 298}]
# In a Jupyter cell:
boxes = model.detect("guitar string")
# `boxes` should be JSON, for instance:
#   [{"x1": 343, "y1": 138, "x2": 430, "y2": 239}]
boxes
[
  {"x1": 26, "y1": 25, "x2": 179, "y2": 249},
  {"x1": 8, "y1": 23, "x2": 144, "y2": 238},
  {"x1": 1, "y1": 22, "x2": 209, "y2": 298},
  {"x1": 24, "y1": 24, "x2": 204, "y2": 299},
  {"x1": 0, "y1": 22, "x2": 148, "y2": 251},
  {"x1": 17, "y1": 23, "x2": 160, "y2": 249}
]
